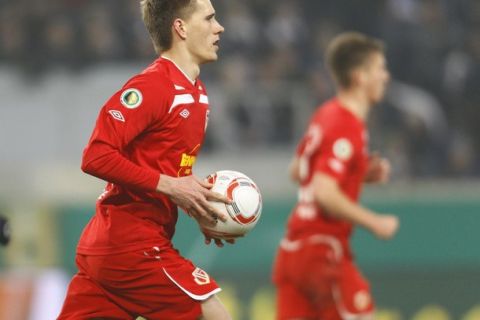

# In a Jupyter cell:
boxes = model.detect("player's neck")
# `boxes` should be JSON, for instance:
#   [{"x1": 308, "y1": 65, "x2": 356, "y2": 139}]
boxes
[
  {"x1": 336, "y1": 89, "x2": 370, "y2": 121},
  {"x1": 161, "y1": 49, "x2": 200, "y2": 84}
]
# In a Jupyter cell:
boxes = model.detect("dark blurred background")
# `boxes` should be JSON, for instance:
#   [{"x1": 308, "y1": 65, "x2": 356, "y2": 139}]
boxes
[
  {"x1": 1, "y1": 0, "x2": 480, "y2": 177},
  {"x1": 0, "y1": 1, "x2": 479, "y2": 319}
]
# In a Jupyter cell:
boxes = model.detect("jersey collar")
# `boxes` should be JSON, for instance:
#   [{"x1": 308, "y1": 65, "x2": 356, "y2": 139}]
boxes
[{"x1": 160, "y1": 56, "x2": 196, "y2": 86}]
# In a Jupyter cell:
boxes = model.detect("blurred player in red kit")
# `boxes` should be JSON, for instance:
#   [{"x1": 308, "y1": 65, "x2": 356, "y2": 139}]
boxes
[
  {"x1": 273, "y1": 32, "x2": 400, "y2": 320},
  {"x1": 57, "y1": 0, "x2": 233, "y2": 319}
]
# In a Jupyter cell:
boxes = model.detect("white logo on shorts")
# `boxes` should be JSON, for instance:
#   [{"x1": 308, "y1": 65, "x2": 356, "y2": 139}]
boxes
[
  {"x1": 192, "y1": 267, "x2": 210, "y2": 285},
  {"x1": 354, "y1": 290, "x2": 371, "y2": 311}
]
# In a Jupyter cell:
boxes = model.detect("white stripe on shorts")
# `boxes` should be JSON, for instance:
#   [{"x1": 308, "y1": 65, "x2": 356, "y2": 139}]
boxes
[{"x1": 162, "y1": 268, "x2": 222, "y2": 301}]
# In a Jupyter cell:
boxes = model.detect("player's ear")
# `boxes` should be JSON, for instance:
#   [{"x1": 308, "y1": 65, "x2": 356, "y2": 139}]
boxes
[
  {"x1": 351, "y1": 68, "x2": 365, "y2": 87},
  {"x1": 173, "y1": 18, "x2": 187, "y2": 40}
]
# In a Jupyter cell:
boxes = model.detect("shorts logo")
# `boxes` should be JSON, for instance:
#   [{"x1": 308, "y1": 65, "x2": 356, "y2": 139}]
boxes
[
  {"x1": 192, "y1": 267, "x2": 210, "y2": 285},
  {"x1": 120, "y1": 88, "x2": 142, "y2": 109},
  {"x1": 108, "y1": 110, "x2": 125, "y2": 122},
  {"x1": 354, "y1": 290, "x2": 371, "y2": 311},
  {"x1": 333, "y1": 138, "x2": 353, "y2": 161}
]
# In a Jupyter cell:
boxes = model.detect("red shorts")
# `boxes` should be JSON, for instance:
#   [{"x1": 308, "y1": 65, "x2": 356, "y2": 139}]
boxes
[
  {"x1": 272, "y1": 234, "x2": 374, "y2": 320},
  {"x1": 58, "y1": 242, "x2": 220, "y2": 320}
]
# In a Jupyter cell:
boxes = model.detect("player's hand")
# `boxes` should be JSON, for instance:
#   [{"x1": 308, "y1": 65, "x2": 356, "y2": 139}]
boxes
[
  {"x1": 204, "y1": 234, "x2": 236, "y2": 248},
  {"x1": 157, "y1": 174, "x2": 230, "y2": 225},
  {"x1": 371, "y1": 214, "x2": 399, "y2": 240},
  {"x1": 364, "y1": 153, "x2": 391, "y2": 184}
]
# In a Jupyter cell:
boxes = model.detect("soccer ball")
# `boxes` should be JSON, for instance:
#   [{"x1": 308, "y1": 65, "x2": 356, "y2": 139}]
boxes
[{"x1": 200, "y1": 170, "x2": 262, "y2": 240}]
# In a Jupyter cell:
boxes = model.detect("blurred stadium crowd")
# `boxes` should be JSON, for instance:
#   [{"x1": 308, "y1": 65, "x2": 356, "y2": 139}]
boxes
[{"x1": 1, "y1": 0, "x2": 480, "y2": 178}]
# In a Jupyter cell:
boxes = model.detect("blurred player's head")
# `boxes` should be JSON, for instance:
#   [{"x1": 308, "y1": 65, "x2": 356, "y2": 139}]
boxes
[
  {"x1": 326, "y1": 32, "x2": 390, "y2": 105},
  {"x1": 141, "y1": 0, "x2": 224, "y2": 64}
]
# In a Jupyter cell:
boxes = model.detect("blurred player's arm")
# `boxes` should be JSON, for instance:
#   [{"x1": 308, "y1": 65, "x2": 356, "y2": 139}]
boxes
[
  {"x1": 312, "y1": 172, "x2": 398, "y2": 240},
  {"x1": 289, "y1": 156, "x2": 301, "y2": 183},
  {"x1": 290, "y1": 132, "x2": 311, "y2": 184},
  {"x1": 364, "y1": 152, "x2": 391, "y2": 184}
]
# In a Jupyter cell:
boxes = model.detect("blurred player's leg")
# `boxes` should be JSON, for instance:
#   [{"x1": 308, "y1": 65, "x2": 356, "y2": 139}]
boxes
[
  {"x1": 334, "y1": 260, "x2": 374, "y2": 320},
  {"x1": 274, "y1": 235, "x2": 377, "y2": 320},
  {"x1": 199, "y1": 295, "x2": 232, "y2": 320},
  {"x1": 274, "y1": 238, "x2": 340, "y2": 319},
  {"x1": 276, "y1": 281, "x2": 316, "y2": 319}
]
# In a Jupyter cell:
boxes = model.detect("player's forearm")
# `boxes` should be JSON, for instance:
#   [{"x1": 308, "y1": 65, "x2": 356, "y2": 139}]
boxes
[
  {"x1": 156, "y1": 174, "x2": 175, "y2": 195},
  {"x1": 289, "y1": 157, "x2": 301, "y2": 183},
  {"x1": 313, "y1": 174, "x2": 377, "y2": 231},
  {"x1": 316, "y1": 188, "x2": 377, "y2": 230},
  {"x1": 81, "y1": 142, "x2": 159, "y2": 191}
]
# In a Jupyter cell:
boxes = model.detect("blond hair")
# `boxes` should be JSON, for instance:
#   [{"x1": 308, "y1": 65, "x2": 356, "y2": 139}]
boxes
[{"x1": 140, "y1": 0, "x2": 197, "y2": 53}]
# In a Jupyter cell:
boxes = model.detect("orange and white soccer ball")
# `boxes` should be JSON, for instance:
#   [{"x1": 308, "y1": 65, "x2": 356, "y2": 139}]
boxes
[{"x1": 200, "y1": 170, "x2": 262, "y2": 240}]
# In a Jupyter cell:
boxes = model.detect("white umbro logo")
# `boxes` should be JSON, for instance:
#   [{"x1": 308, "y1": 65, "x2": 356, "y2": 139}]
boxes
[
  {"x1": 108, "y1": 110, "x2": 125, "y2": 122},
  {"x1": 179, "y1": 109, "x2": 190, "y2": 119}
]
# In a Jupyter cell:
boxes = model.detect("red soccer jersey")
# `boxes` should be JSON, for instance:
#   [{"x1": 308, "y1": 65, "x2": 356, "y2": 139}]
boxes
[
  {"x1": 286, "y1": 98, "x2": 369, "y2": 240},
  {"x1": 77, "y1": 57, "x2": 211, "y2": 255}
]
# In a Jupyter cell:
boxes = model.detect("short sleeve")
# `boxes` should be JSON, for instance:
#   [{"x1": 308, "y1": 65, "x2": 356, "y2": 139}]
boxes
[{"x1": 312, "y1": 127, "x2": 358, "y2": 182}]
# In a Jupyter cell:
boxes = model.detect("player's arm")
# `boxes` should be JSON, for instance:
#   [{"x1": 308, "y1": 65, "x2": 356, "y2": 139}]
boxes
[
  {"x1": 312, "y1": 172, "x2": 398, "y2": 240},
  {"x1": 289, "y1": 156, "x2": 301, "y2": 183},
  {"x1": 81, "y1": 77, "x2": 182, "y2": 193},
  {"x1": 290, "y1": 131, "x2": 311, "y2": 184},
  {"x1": 81, "y1": 81, "x2": 228, "y2": 224},
  {"x1": 83, "y1": 143, "x2": 227, "y2": 224},
  {"x1": 81, "y1": 82, "x2": 165, "y2": 192},
  {"x1": 81, "y1": 139, "x2": 160, "y2": 192},
  {"x1": 364, "y1": 152, "x2": 391, "y2": 184},
  {"x1": 83, "y1": 149, "x2": 229, "y2": 221}
]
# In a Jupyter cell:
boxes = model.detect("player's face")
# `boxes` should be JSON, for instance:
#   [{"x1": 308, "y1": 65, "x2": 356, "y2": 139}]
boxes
[
  {"x1": 362, "y1": 52, "x2": 390, "y2": 104},
  {"x1": 185, "y1": 0, "x2": 224, "y2": 64}
]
